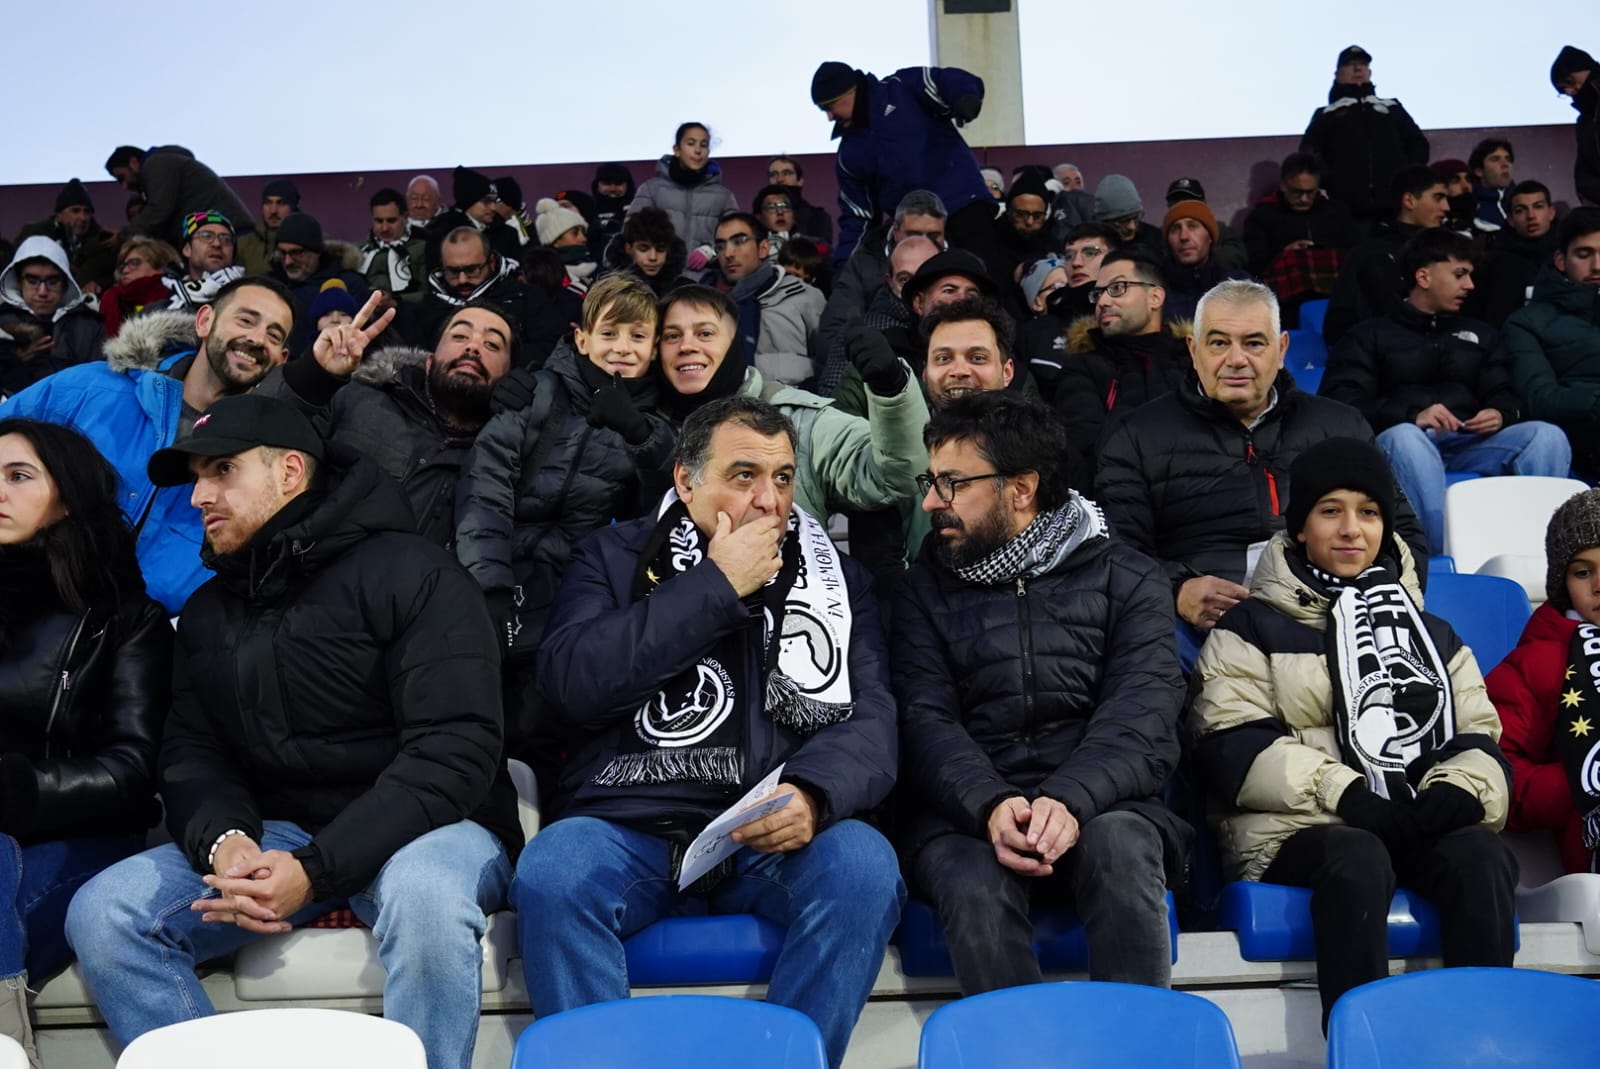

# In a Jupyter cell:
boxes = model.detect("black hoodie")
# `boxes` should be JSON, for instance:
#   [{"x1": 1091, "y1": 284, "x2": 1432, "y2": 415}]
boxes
[{"x1": 1300, "y1": 82, "x2": 1430, "y2": 219}]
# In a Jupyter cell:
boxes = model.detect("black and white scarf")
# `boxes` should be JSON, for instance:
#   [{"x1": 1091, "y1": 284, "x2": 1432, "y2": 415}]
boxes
[
  {"x1": 360, "y1": 239, "x2": 413, "y2": 293},
  {"x1": 1559, "y1": 624, "x2": 1600, "y2": 860},
  {"x1": 1320, "y1": 561, "x2": 1454, "y2": 800},
  {"x1": 593, "y1": 494, "x2": 853, "y2": 788},
  {"x1": 952, "y1": 492, "x2": 1107, "y2": 587}
]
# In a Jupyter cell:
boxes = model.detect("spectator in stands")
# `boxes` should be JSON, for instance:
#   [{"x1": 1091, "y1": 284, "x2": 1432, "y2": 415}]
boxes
[
  {"x1": 1505, "y1": 207, "x2": 1600, "y2": 476},
  {"x1": 416, "y1": 228, "x2": 529, "y2": 355},
  {"x1": 1095, "y1": 280, "x2": 1427, "y2": 667},
  {"x1": 405, "y1": 174, "x2": 442, "y2": 235},
  {"x1": 779, "y1": 238, "x2": 827, "y2": 290},
  {"x1": 1490, "y1": 488, "x2": 1600, "y2": 875},
  {"x1": 1020, "y1": 223, "x2": 1121, "y2": 393},
  {"x1": 269, "y1": 212, "x2": 370, "y2": 357},
  {"x1": 100, "y1": 237, "x2": 179, "y2": 338},
  {"x1": 1019, "y1": 255, "x2": 1067, "y2": 321},
  {"x1": 237, "y1": 180, "x2": 298, "y2": 276},
  {"x1": 454, "y1": 277, "x2": 674, "y2": 795},
  {"x1": 981, "y1": 170, "x2": 1055, "y2": 318},
  {"x1": 601, "y1": 206, "x2": 690, "y2": 298},
  {"x1": 1551, "y1": 46, "x2": 1600, "y2": 206},
  {"x1": 921, "y1": 292, "x2": 1020, "y2": 410},
  {"x1": 492, "y1": 177, "x2": 536, "y2": 249},
  {"x1": 0, "y1": 419, "x2": 170, "y2": 1066},
  {"x1": 1469, "y1": 138, "x2": 1516, "y2": 231},
  {"x1": 822, "y1": 236, "x2": 941, "y2": 420},
  {"x1": 1054, "y1": 251, "x2": 1190, "y2": 484},
  {"x1": 591, "y1": 163, "x2": 636, "y2": 249},
  {"x1": 66, "y1": 394, "x2": 519, "y2": 1069},
  {"x1": 535, "y1": 198, "x2": 598, "y2": 293},
  {"x1": 107, "y1": 145, "x2": 254, "y2": 245},
  {"x1": 310, "y1": 280, "x2": 358, "y2": 334},
  {"x1": 626, "y1": 122, "x2": 739, "y2": 269},
  {"x1": 1476, "y1": 180, "x2": 1560, "y2": 326},
  {"x1": 164, "y1": 211, "x2": 245, "y2": 316},
  {"x1": 1323, "y1": 165, "x2": 1449, "y2": 344},
  {"x1": 811, "y1": 60, "x2": 990, "y2": 263},
  {"x1": 894, "y1": 392, "x2": 1184, "y2": 995},
  {"x1": 427, "y1": 167, "x2": 522, "y2": 265},
  {"x1": 360, "y1": 187, "x2": 427, "y2": 301},
  {"x1": 1243, "y1": 153, "x2": 1360, "y2": 327},
  {"x1": 753, "y1": 185, "x2": 819, "y2": 264},
  {"x1": 1160, "y1": 199, "x2": 1251, "y2": 323},
  {"x1": 0, "y1": 276, "x2": 295, "y2": 612},
  {"x1": 655, "y1": 285, "x2": 926, "y2": 522},
  {"x1": 1192, "y1": 436, "x2": 1514, "y2": 1029},
  {"x1": 1321, "y1": 229, "x2": 1569, "y2": 556},
  {"x1": 767, "y1": 155, "x2": 834, "y2": 246},
  {"x1": 1055, "y1": 163, "x2": 1085, "y2": 191},
  {"x1": 514, "y1": 394, "x2": 902, "y2": 1069},
  {"x1": 0, "y1": 238, "x2": 106, "y2": 398},
  {"x1": 1092, "y1": 175, "x2": 1163, "y2": 261},
  {"x1": 1299, "y1": 45, "x2": 1429, "y2": 221},
  {"x1": 13, "y1": 179, "x2": 117, "y2": 293},
  {"x1": 980, "y1": 168, "x2": 1005, "y2": 200},
  {"x1": 1431, "y1": 158, "x2": 1478, "y2": 234},
  {"x1": 816, "y1": 190, "x2": 949, "y2": 392},
  {"x1": 714, "y1": 212, "x2": 824, "y2": 388},
  {"x1": 1164, "y1": 178, "x2": 1248, "y2": 271}
]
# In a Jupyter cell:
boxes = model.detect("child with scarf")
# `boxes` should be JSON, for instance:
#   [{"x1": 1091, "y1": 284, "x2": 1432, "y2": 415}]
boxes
[
  {"x1": 1191, "y1": 437, "x2": 1515, "y2": 1028},
  {"x1": 1489, "y1": 488, "x2": 1600, "y2": 875}
]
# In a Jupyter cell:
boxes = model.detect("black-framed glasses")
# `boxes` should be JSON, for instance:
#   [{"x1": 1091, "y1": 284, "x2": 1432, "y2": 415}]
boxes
[
  {"x1": 1010, "y1": 208, "x2": 1048, "y2": 223},
  {"x1": 1089, "y1": 280, "x2": 1159, "y2": 303},
  {"x1": 441, "y1": 262, "x2": 488, "y2": 279},
  {"x1": 20, "y1": 273, "x2": 64, "y2": 290},
  {"x1": 713, "y1": 233, "x2": 755, "y2": 253},
  {"x1": 916, "y1": 471, "x2": 1007, "y2": 504}
]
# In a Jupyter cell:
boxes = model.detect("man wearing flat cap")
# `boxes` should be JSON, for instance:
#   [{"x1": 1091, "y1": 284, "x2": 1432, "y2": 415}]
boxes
[
  {"x1": 67, "y1": 392, "x2": 520, "y2": 1069},
  {"x1": 1301, "y1": 45, "x2": 1430, "y2": 221}
]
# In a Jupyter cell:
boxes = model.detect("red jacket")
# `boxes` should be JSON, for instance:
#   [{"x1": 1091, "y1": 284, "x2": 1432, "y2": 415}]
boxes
[{"x1": 1486, "y1": 603, "x2": 1591, "y2": 874}]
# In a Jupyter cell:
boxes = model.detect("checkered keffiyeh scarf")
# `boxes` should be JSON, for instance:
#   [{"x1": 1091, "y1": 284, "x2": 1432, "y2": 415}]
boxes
[{"x1": 952, "y1": 492, "x2": 1107, "y2": 587}]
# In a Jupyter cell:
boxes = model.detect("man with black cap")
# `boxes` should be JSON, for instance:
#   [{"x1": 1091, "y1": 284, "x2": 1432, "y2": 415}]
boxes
[
  {"x1": 1165, "y1": 177, "x2": 1248, "y2": 272},
  {"x1": 1300, "y1": 45, "x2": 1430, "y2": 221},
  {"x1": 66, "y1": 393, "x2": 520, "y2": 1069},
  {"x1": 810, "y1": 59, "x2": 993, "y2": 264},
  {"x1": 982, "y1": 169, "x2": 1055, "y2": 319},
  {"x1": 270, "y1": 211, "x2": 371, "y2": 357},
  {"x1": 13, "y1": 178, "x2": 118, "y2": 292},
  {"x1": 1552, "y1": 45, "x2": 1600, "y2": 206},
  {"x1": 237, "y1": 179, "x2": 300, "y2": 276},
  {"x1": 425, "y1": 166, "x2": 522, "y2": 267},
  {"x1": 591, "y1": 163, "x2": 637, "y2": 249}
]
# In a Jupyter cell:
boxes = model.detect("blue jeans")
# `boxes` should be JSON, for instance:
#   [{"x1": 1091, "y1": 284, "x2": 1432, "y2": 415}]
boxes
[
  {"x1": 64, "y1": 820, "x2": 510, "y2": 1069},
  {"x1": 0, "y1": 834, "x2": 144, "y2": 981},
  {"x1": 512, "y1": 816, "x2": 905, "y2": 1069},
  {"x1": 1377, "y1": 421, "x2": 1572, "y2": 556}
]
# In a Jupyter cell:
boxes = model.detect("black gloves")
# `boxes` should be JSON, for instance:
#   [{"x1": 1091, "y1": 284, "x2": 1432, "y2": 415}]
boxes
[
  {"x1": 952, "y1": 95, "x2": 982, "y2": 125},
  {"x1": 1413, "y1": 783, "x2": 1485, "y2": 837},
  {"x1": 491, "y1": 367, "x2": 538, "y2": 415},
  {"x1": 587, "y1": 373, "x2": 653, "y2": 445},
  {"x1": 844, "y1": 324, "x2": 907, "y2": 396},
  {"x1": 1336, "y1": 782, "x2": 1419, "y2": 849}
]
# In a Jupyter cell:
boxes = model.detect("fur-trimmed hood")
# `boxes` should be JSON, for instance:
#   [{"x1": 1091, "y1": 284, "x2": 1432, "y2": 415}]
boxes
[
  {"x1": 350, "y1": 344, "x2": 427, "y2": 388},
  {"x1": 103, "y1": 309, "x2": 198, "y2": 373},
  {"x1": 325, "y1": 239, "x2": 364, "y2": 272},
  {"x1": 1066, "y1": 314, "x2": 1192, "y2": 355}
]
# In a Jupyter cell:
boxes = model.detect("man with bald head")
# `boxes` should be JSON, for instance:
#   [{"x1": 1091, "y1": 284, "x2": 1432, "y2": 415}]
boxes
[{"x1": 826, "y1": 235, "x2": 941, "y2": 419}]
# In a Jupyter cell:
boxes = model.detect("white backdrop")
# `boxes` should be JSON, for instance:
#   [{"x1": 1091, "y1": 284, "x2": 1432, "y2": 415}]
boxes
[{"x1": 3, "y1": 0, "x2": 1588, "y2": 184}]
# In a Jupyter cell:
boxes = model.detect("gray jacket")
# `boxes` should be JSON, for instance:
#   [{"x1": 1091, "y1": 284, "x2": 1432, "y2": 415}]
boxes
[{"x1": 626, "y1": 157, "x2": 738, "y2": 253}]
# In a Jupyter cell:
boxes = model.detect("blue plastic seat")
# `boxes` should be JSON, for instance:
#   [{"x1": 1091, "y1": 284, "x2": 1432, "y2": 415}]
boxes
[
  {"x1": 512, "y1": 995, "x2": 826, "y2": 1069},
  {"x1": 1290, "y1": 364, "x2": 1323, "y2": 394},
  {"x1": 1286, "y1": 329, "x2": 1328, "y2": 370},
  {"x1": 919, "y1": 981, "x2": 1241, "y2": 1069},
  {"x1": 1299, "y1": 298, "x2": 1330, "y2": 336},
  {"x1": 1218, "y1": 883, "x2": 1441, "y2": 960},
  {"x1": 620, "y1": 915, "x2": 786, "y2": 985},
  {"x1": 895, "y1": 895, "x2": 1178, "y2": 976},
  {"x1": 1421, "y1": 571, "x2": 1532, "y2": 672},
  {"x1": 1427, "y1": 554, "x2": 1456, "y2": 574},
  {"x1": 1327, "y1": 967, "x2": 1600, "y2": 1068},
  {"x1": 1443, "y1": 470, "x2": 1481, "y2": 487}
]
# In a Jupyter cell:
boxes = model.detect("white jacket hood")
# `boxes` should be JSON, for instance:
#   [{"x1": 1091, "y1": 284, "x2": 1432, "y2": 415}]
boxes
[{"x1": 0, "y1": 236, "x2": 87, "y2": 321}]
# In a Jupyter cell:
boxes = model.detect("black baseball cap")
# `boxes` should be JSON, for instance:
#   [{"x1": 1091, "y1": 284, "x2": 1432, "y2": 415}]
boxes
[
  {"x1": 147, "y1": 394, "x2": 324, "y2": 487},
  {"x1": 1337, "y1": 45, "x2": 1372, "y2": 67},
  {"x1": 902, "y1": 249, "x2": 997, "y2": 307},
  {"x1": 1166, "y1": 177, "x2": 1206, "y2": 205}
]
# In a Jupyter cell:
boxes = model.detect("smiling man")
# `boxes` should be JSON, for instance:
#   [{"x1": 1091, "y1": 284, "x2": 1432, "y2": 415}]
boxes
[{"x1": 1095, "y1": 279, "x2": 1427, "y2": 667}]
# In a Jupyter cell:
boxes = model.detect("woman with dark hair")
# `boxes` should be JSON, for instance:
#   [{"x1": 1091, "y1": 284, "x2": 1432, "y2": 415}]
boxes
[
  {"x1": 0, "y1": 418, "x2": 170, "y2": 1064},
  {"x1": 626, "y1": 121, "x2": 738, "y2": 270}
]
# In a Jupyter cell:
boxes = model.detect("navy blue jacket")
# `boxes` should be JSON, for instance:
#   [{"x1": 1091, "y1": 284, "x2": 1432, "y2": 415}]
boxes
[
  {"x1": 536, "y1": 514, "x2": 898, "y2": 834},
  {"x1": 833, "y1": 66, "x2": 990, "y2": 260}
]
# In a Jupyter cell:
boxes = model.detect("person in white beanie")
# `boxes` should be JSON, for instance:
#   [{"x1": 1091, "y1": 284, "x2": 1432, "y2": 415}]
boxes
[{"x1": 536, "y1": 199, "x2": 597, "y2": 291}]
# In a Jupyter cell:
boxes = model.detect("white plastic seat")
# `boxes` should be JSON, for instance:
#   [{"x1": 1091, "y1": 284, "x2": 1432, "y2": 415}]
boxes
[
  {"x1": 115, "y1": 1008, "x2": 424, "y2": 1068},
  {"x1": 1444, "y1": 476, "x2": 1589, "y2": 576},
  {"x1": 1476, "y1": 552, "x2": 1549, "y2": 604},
  {"x1": 0, "y1": 1035, "x2": 26, "y2": 1069}
]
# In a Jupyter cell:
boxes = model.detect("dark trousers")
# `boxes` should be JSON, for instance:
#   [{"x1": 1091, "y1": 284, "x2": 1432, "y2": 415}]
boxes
[
  {"x1": 910, "y1": 810, "x2": 1170, "y2": 996},
  {"x1": 1260, "y1": 823, "x2": 1518, "y2": 1028}
]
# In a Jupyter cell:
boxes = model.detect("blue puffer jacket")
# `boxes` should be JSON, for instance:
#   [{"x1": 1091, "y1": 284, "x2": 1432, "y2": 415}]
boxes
[
  {"x1": 0, "y1": 310, "x2": 207, "y2": 613},
  {"x1": 833, "y1": 66, "x2": 991, "y2": 260}
]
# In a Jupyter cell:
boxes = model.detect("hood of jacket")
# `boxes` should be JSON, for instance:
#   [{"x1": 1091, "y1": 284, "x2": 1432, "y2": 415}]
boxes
[
  {"x1": 1067, "y1": 316, "x2": 1193, "y2": 356},
  {"x1": 102, "y1": 308, "x2": 198, "y2": 373},
  {"x1": 1249, "y1": 530, "x2": 1422, "y2": 627},
  {"x1": 1531, "y1": 266, "x2": 1600, "y2": 317},
  {"x1": 350, "y1": 343, "x2": 428, "y2": 389},
  {"x1": 0, "y1": 236, "x2": 88, "y2": 321}
]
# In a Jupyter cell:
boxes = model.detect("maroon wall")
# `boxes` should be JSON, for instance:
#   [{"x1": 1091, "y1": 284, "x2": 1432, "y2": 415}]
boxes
[{"x1": 0, "y1": 124, "x2": 1580, "y2": 250}]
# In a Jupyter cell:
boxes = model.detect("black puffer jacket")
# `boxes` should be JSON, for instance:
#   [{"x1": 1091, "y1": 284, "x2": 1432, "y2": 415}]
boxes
[
  {"x1": 454, "y1": 341, "x2": 675, "y2": 655},
  {"x1": 1299, "y1": 82, "x2": 1429, "y2": 219},
  {"x1": 161, "y1": 449, "x2": 518, "y2": 899},
  {"x1": 1320, "y1": 303, "x2": 1520, "y2": 431},
  {"x1": 1094, "y1": 371, "x2": 1429, "y2": 589},
  {"x1": 262, "y1": 349, "x2": 480, "y2": 546},
  {"x1": 1323, "y1": 220, "x2": 1425, "y2": 345},
  {"x1": 892, "y1": 524, "x2": 1189, "y2": 869},
  {"x1": 1241, "y1": 192, "x2": 1361, "y2": 276},
  {"x1": 0, "y1": 551, "x2": 171, "y2": 844}
]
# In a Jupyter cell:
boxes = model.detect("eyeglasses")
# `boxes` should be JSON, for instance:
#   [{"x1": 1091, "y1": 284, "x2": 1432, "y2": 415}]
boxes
[
  {"x1": 1065, "y1": 245, "x2": 1105, "y2": 261},
  {"x1": 440, "y1": 262, "x2": 488, "y2": 279},
  {"x1": 916, "y1": 471, "x2": 1007, "y2": 504},
  {"x1": 761, "y1": 202, "x2": 793, "y2": 213},
  {"x1": 21, "y1": 273, "x2": 64, "y2": 291},
  {"x1": 276, "y1": 245, "x2": 317, "y2": 259},
  {"x1": 1089, "y1": 280, "x2": 1159, "y2": 303},
  {"x1": 190, "y1": 231, "x2": 234, "y2": 247},
  {"x1": 119, "y1": 256, "x2": 147, "y2": 271},
  {"x1": 713, "y1": 233, "x2": 755, "y2": 253},
  {"x1": 1010, "y1": 208, "x2": 1048, "y2": 223}
]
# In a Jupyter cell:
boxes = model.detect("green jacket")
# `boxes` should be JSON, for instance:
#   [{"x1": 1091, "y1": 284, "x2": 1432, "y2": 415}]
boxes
[
  {"x1": 1505, "y1": 266, "x2": 1600, "y2": 425},
  {"x1": 237, "y1": 220, "x2": 277, "y2": 277},
  {"x1": 831, "y1": 362, "x2": 1042, "y2": 420}
]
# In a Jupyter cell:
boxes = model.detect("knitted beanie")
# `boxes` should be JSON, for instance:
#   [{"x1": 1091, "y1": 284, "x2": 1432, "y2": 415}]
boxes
[
  {"x1": 1093, "y1": 175, "x2": 1143, "y2": 221},
  {"x1": 55, "y1": 178, "x2": 93, "y2": 214},
  {"x1": 452, "y1": 166, "x2": 494, "y2": 208},
  {"x1": 262, "y1": 179, "x2": 301, "y2": 209},
  {"x1": 1545, "y1": 489, "x2": 1600, "y2": 608},
  {"x1": 274, "y1": 212, "x2": 325, "y2": 253},
  {"x1": 535, "y1": 198, "x2": 587, "y2": 246},
  {"x1": 1162, "y1": 200, "x2": 1219, "y2": 242},
  {"x1": 811, "y1": 61, "x2": 858, "y2": 106},
  {"x1": 1285, "y1": 438, "x2": 1397, "y2": 553},
  {"x1": 310, "y1": 278, "x2": 358, "y2": 323},
  {"x1": 1552, "y1": 46, "x2": 1598, "y2": 89}
]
